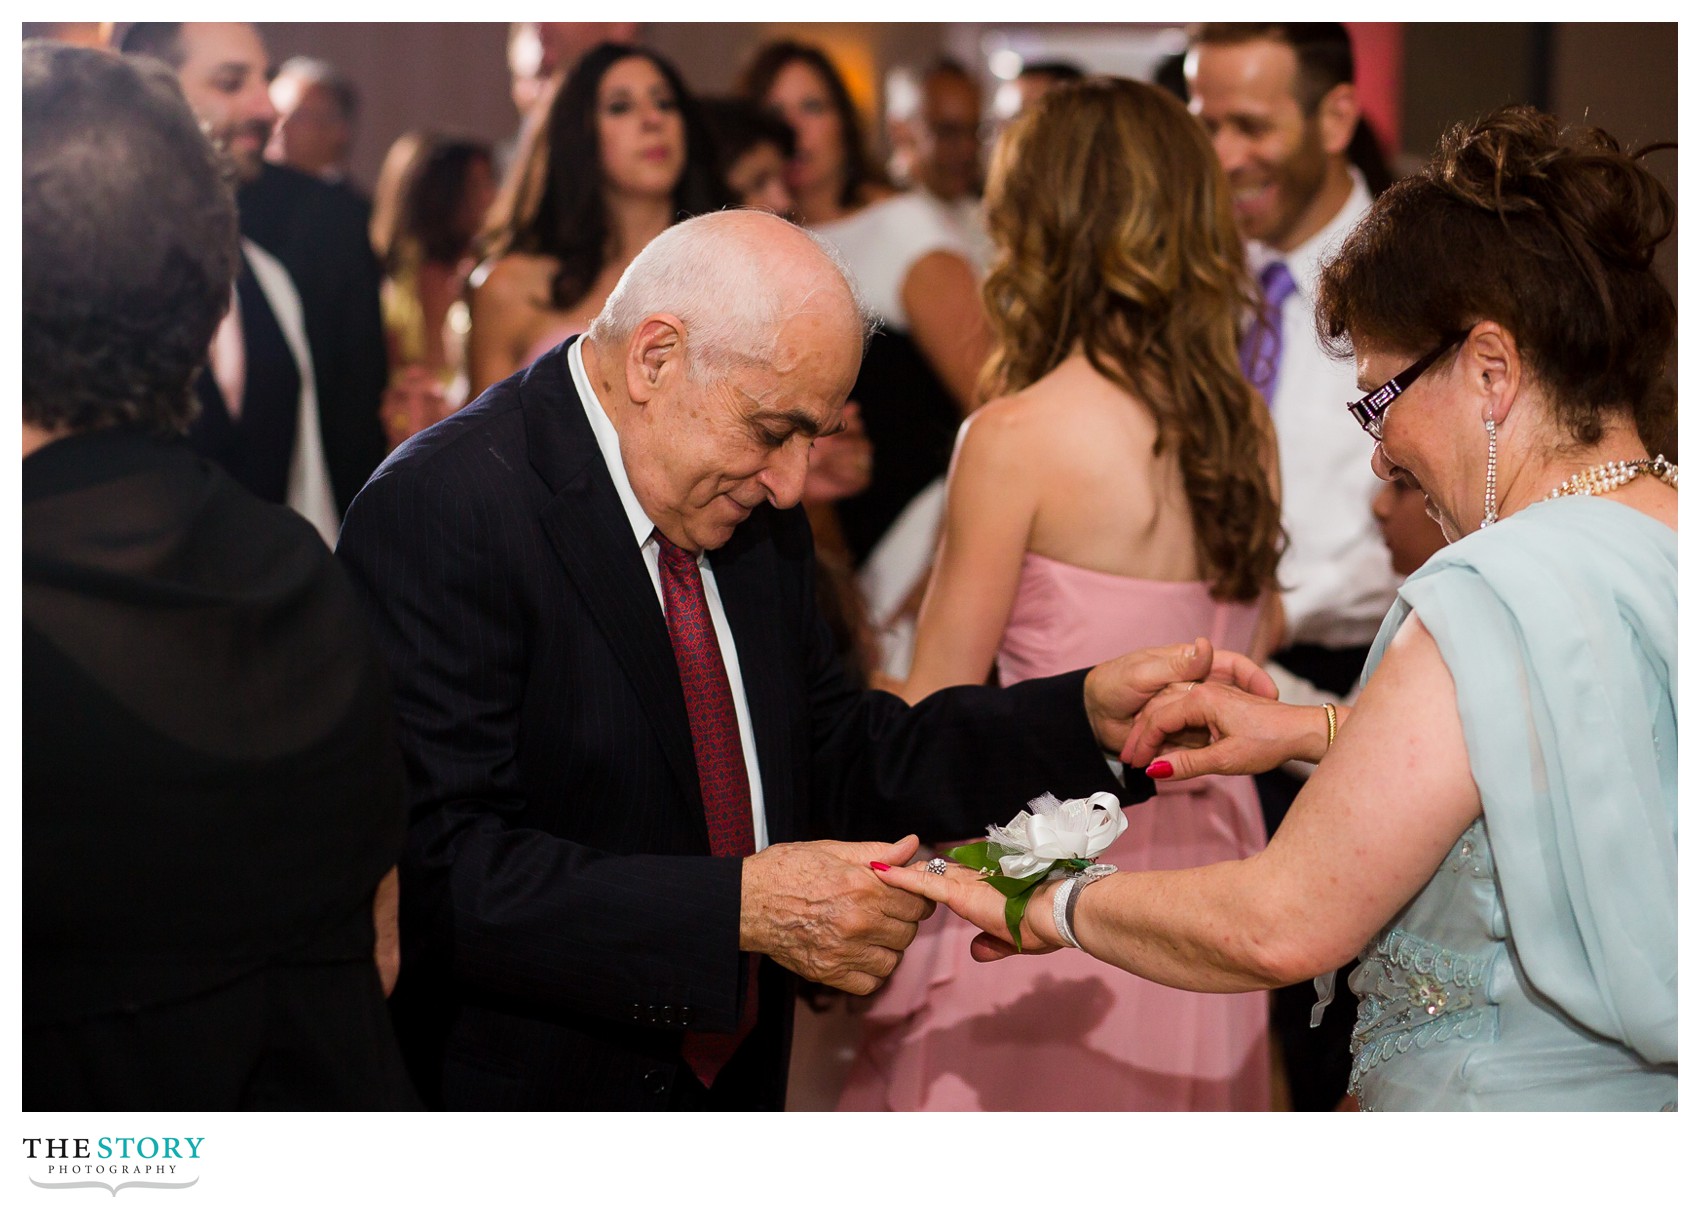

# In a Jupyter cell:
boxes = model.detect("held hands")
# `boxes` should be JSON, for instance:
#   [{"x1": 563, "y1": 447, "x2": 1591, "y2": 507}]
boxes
[
  {"x1": 740, "y1": 836, "x2": 935, "y2": 995},
  {"x1": 1122, "y1": 677, "x2": 1335, "y2": 780},
  {"x1": 870, "y1": 858, "x2": 1063, "y2": 964},
  {"x1": 1083, "y1": 637, "x2": 1279, "y2": 760}
]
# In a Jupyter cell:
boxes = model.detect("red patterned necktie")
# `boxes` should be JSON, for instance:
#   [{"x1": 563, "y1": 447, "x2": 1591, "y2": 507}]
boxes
[{"x1": 654, "y1": 531, "x2": 757, "y2": 1089}]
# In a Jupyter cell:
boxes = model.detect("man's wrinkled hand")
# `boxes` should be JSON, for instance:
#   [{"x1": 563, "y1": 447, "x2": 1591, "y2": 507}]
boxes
[{"x1": 739, "y1": 836, "x2": 933, "y2": 995}]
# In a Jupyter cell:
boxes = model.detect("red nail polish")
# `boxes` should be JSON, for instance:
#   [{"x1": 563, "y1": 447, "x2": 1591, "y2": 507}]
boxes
[
  {"x1": 869, "y1": 861, "x2": 891, "y2": 871},
  {"x1": 1146, "y1": 760, "x2": 1174, "y2": 779}
]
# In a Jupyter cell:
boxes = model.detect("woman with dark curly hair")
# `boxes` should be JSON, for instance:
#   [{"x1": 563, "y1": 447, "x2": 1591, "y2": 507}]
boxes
[
  {"x1": 840, "y1": 79, "x2": 1283, "y2": 1112},
  {"x1": 880, "y1": 105, "x2": 1677, "y2": 1112},
  {"x1": 466, "y1": 42, "x2": 732, "y2": 397}
]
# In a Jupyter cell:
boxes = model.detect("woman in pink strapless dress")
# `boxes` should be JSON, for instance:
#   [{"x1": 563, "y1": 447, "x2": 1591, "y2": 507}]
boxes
[{"x1": 836, "y1": 79, "x2": 1284, "y2": 1111}]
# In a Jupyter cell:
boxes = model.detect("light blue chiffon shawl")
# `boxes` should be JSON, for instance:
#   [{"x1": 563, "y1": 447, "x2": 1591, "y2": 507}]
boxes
[{"x1": 1365, "y1": 495, "x2": 1677, "y2": 1069}]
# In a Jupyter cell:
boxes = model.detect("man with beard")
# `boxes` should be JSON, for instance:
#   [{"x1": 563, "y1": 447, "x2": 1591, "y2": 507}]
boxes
[
  {"x1": 120, "y1": 22, "x2": 387, "y2": 532},
  {"x1": 1186, "y1": 22, "x2": 1400, "y2": 1112}
]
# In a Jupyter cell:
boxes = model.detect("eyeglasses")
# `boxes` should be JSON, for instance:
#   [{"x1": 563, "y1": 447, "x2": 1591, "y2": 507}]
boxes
[{"x1": 1347, "y1": 333, "x2": 1467, "y2": 441}]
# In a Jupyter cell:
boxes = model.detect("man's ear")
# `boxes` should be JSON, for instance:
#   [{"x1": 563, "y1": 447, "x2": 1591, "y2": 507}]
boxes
[
  {"x1": 1460, "y1": 322, "x2": 1522, "y2": 427},
  {"x1": 1316, "y1": 82, "x2": 1359, "y2": 158},
  {"x1": 624, "y1": 314, "x2": 686, "y2": 405}
]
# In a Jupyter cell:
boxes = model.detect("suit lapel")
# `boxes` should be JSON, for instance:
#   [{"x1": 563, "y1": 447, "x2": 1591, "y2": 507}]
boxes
[
  {"x1": 709, "y1": 520, "x2": 796, "y2": 843},
  {"x1": 524, "y1": 342, "x2": 703, "y2": 822}
]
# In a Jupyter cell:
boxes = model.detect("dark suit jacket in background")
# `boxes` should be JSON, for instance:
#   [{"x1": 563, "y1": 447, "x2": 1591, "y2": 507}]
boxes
[
  {"x1": 239, "y1": 161, "x2": 387, "y2": 516},
  {"x1": 336, "y1": 339, "x2": 1149, "y2": 1110}
]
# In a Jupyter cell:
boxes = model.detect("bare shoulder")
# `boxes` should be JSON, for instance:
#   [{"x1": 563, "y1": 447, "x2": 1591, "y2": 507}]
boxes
[
  {"x1": 1373, "y1": 609, "x2": 1456, "y2": 698},
  {"x1": 1010, "y1": 359, "x2": 1151, "y2": 442},
  {"x1": 958, "y1": 386, "x2": 1050, "y2": 450},
  {"x1": 471, "y1": 253, "x2": 555, "y2": 305},
  {"x1": 956, "y1": 369, "x2": 1116, "y2": 478},
  {"x1": 857, "y1": 181, "x2": 898, "y2": 207},
  {"x1": 903, "y1": 246, "x2": 977, "y2": 293}
]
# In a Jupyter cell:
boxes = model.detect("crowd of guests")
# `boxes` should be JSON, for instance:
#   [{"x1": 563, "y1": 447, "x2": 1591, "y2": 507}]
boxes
[{"x1": 23, "y1": 21, "x2": 1676, "y2": 1114}]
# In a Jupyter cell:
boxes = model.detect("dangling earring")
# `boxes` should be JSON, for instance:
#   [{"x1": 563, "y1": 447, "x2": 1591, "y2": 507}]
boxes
[{"x1": 1480, "y1": 417, "x2": 1498, "y2": 528}]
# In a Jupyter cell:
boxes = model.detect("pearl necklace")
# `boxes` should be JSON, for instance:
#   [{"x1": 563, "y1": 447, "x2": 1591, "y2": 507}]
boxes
[{"x1": 1546, "y1": 454, "x2": 1678, "y2": 500}]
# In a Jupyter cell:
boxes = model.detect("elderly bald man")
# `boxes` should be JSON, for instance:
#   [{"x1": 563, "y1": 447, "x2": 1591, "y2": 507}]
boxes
[{"x1": 337, "y1": 209, "x2": 1261, "y2": 1111}]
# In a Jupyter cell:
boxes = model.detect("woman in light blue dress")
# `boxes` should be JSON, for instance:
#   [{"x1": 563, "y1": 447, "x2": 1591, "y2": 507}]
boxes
[{"x1": 873, "y1": 105, "x2": 1677, "y2": 1111}]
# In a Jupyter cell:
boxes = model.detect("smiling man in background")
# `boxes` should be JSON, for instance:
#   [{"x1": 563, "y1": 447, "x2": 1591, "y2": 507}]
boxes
[
  {"x1": 1186, "y1": 22, "x2": 1399, "y2": 1112},
  {"x1": 120, "y1": 21, "x2": 388, "y2": 529}
]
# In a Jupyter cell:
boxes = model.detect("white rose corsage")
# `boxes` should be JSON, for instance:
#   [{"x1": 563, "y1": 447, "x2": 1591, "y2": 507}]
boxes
[{"x1": 945, "y1": 791, "x2": 1128, "y2": 950}]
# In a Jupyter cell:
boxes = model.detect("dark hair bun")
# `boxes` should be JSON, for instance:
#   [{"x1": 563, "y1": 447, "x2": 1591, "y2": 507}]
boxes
[
  {"x1": 1433, "y1": 105, "x2": 1673, "y2": 274},
  {"x1": 1316, "y1": 104, "x2": 1675, "y2": 449}
]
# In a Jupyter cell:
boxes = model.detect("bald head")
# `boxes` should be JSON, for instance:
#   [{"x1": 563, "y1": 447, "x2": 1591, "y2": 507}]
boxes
[
  {"x1": 589, "y1": 209, "x2": 872, "y2": 382},
  {"x1": 582, "y1": 210, "x2": 876, "y2": 552}
]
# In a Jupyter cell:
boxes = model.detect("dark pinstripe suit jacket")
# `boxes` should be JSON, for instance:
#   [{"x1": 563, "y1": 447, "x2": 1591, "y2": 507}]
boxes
[{"x1": 336, "y1": 339, "x2": 1141, "y2": 1110}]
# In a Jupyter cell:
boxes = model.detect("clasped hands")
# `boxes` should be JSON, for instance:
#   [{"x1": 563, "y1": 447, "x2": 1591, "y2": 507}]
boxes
[
  {"x1": 743, "y1": 638, "x2": 1317, "y2": 993},
  {"x1": 740, "y1": 835, "x2": 933, "y2": 995},
  {"x1": 869, "y1": 637, "x2": 1329, "y2": 965}
]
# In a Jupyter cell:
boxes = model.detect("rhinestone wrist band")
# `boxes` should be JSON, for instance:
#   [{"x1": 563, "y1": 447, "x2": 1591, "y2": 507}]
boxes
[{"x1": 1053, "y1": 863, "x2": 1117, "y2": 949}]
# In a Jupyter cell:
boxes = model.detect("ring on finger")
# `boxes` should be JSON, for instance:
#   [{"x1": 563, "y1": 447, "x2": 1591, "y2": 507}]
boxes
[{"x1": 925, "y1": 857, "x2": 948, "y2": 875}]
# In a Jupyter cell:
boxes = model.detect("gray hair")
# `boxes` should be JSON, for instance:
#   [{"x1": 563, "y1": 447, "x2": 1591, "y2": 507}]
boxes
[
  {"x1": 587, "y1": 210, "x2": 877, "y2": 382},
  {"x1": 274, "y1": 55, "x2": 359, "y2": 122}
]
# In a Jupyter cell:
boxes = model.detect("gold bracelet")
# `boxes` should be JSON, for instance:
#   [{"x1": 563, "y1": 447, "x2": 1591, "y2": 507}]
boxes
[{"x1": 1322, "y1": 702, "x2": 1339, "y2": 749}]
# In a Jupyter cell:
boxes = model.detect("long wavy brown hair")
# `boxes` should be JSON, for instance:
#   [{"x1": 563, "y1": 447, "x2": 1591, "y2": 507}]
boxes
[{"x1": 981, "y1": 77, "x2": 1282, "y2": 601}]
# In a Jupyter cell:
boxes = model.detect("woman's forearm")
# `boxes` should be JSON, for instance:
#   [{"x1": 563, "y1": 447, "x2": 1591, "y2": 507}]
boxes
[{"x1": 1025, "y1": 857, "x2": 1334, "y2": 993}]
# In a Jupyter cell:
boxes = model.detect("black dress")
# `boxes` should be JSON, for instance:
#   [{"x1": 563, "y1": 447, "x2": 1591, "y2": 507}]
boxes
[
  {"x1": 22, "y1": 425, "x2": 417, "y2": 1110},
  {"x1": 832, "y1": 327, "x2": 961, "y2": 565}
]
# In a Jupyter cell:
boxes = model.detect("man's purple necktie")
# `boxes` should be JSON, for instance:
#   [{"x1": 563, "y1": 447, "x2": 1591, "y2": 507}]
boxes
[
  {"x1": 655, "y1": 531, "x2": 758, "y2": 1090},
  {"x1": 1240, "y1": 261, "x2": 1299, "y2": 406}
]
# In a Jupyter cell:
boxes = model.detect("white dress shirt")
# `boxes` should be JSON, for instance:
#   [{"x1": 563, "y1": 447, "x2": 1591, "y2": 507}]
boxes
[
  {"x1": 1249, "y1": 170, "x2": 1400, "y2": 649},
  {"x1": 568, "y1": 340, "x2": 770, "y2": 851},
  {"x1": 809, "y1": 192, "x2": 974, "y2": 330},
  {"x1": 243, "y1": 238, "x2": 339, "y2": 549},
  {"x1": 933, "y1": 190, "x2": 993, "y2": 276}
]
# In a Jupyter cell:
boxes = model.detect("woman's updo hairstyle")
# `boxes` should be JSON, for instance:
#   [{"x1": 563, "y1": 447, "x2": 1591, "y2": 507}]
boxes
[{"x1": 1317, "y1": 105, "x2": 1674, "y2": 446}]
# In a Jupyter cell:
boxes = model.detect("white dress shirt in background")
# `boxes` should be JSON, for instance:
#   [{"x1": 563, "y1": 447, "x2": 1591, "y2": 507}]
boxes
[{"x1": 1249, "y1": 170, "x2": 1400, "y2": 650}]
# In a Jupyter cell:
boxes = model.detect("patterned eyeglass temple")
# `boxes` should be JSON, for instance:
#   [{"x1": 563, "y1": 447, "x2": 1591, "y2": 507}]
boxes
[{"x1": 1346, "y1": 334, "x2": 1467, "y2": 439}]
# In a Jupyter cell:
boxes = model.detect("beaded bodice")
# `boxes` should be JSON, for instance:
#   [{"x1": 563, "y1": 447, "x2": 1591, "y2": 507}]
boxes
[{"x1": 1348, "y1": 819, "x2": 1502, "y2": 1106}]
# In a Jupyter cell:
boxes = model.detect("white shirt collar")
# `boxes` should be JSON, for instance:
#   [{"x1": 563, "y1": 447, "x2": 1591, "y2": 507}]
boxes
[
  {"x1": 1249, "y1": 166, "x2": 1373, "y2": 298},
  {"x1": 568, "y1": 338, "x2": 659, "y2": 553}
]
